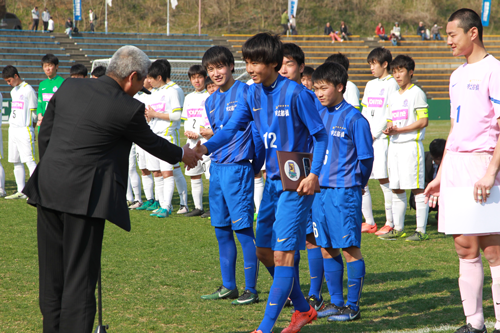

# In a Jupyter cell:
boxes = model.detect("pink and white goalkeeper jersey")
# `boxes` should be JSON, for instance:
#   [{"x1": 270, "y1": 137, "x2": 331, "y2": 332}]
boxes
[{"x1": 447, "y1": 55, "x2": 500, "y2": 153}]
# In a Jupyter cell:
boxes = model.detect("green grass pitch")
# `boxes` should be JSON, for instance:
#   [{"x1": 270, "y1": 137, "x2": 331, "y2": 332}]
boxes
[{"x1": 0, "y1": 120, "x2": 496, "y2": 332}]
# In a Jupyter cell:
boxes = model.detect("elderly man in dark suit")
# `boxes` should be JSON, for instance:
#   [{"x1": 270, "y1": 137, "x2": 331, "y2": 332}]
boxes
[{"x1": 23, "y1": 45, "x2": 202, "y2": 333}]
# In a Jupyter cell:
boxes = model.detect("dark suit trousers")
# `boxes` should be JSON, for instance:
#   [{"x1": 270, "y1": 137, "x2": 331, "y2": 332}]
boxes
[{"x1": 37, "y1": 205, "x2": 105, "y2": 333}]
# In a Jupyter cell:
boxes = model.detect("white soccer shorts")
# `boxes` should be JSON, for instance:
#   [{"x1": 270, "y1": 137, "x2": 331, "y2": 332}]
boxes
[
  {"x1": 185, "y1": 138, "x2": 211, "y2": 179},
  {"x1": 370, "y1": 136, "x2": 389, "y2": 179},
  {"x1": 8, "y1": 126, "x2": 35, "y2": 163},
  {"x1": 145, "y1": 131, "x2": 180, "y2": 172},
  {"x1": 388, "y1": 140, "x2": 425, "y2": 190}
]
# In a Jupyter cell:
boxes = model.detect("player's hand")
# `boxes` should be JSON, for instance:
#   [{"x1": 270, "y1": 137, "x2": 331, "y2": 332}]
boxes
[
  {"x1": 424, "y1": 177, "x2": 441, "y2": 208},
  {"x1": 145, "y1": 106, "x2": 157, "y2": 119},
  {"x1": 184, "y1": 131, "x2": 199, "y2": 140},
  {"x1": 200, "y1": 127, "x2": 214, "y2": 140},
  {"x1": 297, "y1": 173, "x2": 318, "y2": 196},
  {"x1": 474, "y1": 174, "x2": 495, "y2": 204},
  {"x1": 383, "y1": 124, "x2": 398, "y2": 136},
  {"x1": 192, "y1": 141, "x2": 208, "y2": 158},
  {"x1": 37, "y1": 115, "x2": 43, "y2": 127},
  {"x1": 182, "y1": 142, "x2": 203, "y2": 169}
]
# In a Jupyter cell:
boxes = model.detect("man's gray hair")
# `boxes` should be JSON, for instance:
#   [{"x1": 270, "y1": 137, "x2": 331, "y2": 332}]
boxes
[{"x1": 107, "y1": 45, "x2": 150, "y2": 80}]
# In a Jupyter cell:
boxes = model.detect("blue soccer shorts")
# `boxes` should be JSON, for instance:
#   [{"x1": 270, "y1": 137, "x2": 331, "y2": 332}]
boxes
[
  {"x1": 209, "y1": 161, "x2": 254, "y2": 230},
  {"x1": 306, "y1": 210, "x2": 314, "y2": 235},
  {"x1": 256, "y1": 178, "x2": 314, "y2": 252},
  {"x1": 312, "y1": 186, "x2": 362, "y2": 249}
]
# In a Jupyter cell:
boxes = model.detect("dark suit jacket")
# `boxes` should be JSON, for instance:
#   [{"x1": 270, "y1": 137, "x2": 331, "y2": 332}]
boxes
[{"x1": 24, "y1": 76, "x2": 183, "y2": 231}]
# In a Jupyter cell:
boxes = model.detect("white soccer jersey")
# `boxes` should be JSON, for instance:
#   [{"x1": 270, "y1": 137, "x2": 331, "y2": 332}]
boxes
[
  {"x1": 181, "y1": 90, "x2": 210, "y2": 142},
  {"x1": 361, "y1": 75, "x2": 400, "y2": 139},
  {"x1": 10, "y1": 82, "x2": 37, "y2": 128},
  {"x1": 387, "y1": 84, "x2": 428, "y2": 143},
  {"x1": 149, "y1": 82, "x2": 184, "y2": 137},
  {"x1": 344, "y1": 80, "x2": 360, "y2": 108}
]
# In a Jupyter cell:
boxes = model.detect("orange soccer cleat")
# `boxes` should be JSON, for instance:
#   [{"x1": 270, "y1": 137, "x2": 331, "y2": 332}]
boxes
[
  {"x1": 281, "y1": 305, "x2": 317, "y2": 333},
  {"x1": 375, "y1": 225, "x2": 394, "y2": 236},
  {"x1": 361, "y1": 223, "x2": 377, "y2": 233}
]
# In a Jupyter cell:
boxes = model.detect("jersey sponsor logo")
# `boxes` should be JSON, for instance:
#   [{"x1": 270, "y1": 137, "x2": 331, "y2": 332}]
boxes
[
  {"x1": 467, "y1": 83, "x2": 480, "y2": 91},
  {"x1": 42, "y1": 93, "x2": 54, "y2": 102},
  {"x1": 226, "y1": 101, "x2": 237, "y2": 112},
  {"x1": 331, "y1": 130, "x2": 345, "y2": 138},
  {"x1": 284, "y1": 160, "x2": 300, "y2": 181},
  {"x1": 367, "y1": 97, "x2": 384, "y2": 108},
  {"x1": 187, "y1": 108, "x2": 205, "y2": 118},
  {"x1": 275, "y1": 105, "x2": 290, "y2": 117},
  {"x1": 277, "y1": 238, "x2": 288, "y2": 243},
  {"x1": 392, "y1": 109, "x2": 408, "y2": 121},
  {"x1": 150, "y1": 102, "x2": 166, "y2": 113},
  {"x1": 12, "y1": 101, "x2": 24, "y2": 110}
]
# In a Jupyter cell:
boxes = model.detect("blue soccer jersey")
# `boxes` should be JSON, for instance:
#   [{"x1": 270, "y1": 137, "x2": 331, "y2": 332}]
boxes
[
  {"x1": 205, "y1": 80, "x2": 257, "y2": 164},
  {"x1": 204, "y1": 75, "x2": 326, "y2": 180},
  {"x1": 319, "y1": 100, "x2": 374, "y2": 188}
]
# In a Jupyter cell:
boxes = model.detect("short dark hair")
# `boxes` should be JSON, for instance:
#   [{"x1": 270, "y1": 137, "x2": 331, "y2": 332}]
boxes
[
  {"x1": 283, "y1": 43, "x2": 305, "y2": 67},
  {"x1": 429, "y1": 139, "x2": 446, "y2": 159},
  {"x1": 391, "y1": 55, "x2": 415, "y2": 76},
  {"x1": 205, "y1": 76, "x2": 214, "y2": 89},
  {"x1": 325, "y1": 52, "x2": 350, "y2": 72},
  {"x1": 312, "y1": 62, "x2": 348, "y2": 94},
  {"x1": 302, "y1": 66, "x2": 315, "y2": 77},
  {"x1": 91, "y1": 65, "x2": 106, "y2": 78},
  {"x1": 188, "y1": 64, "x2": 207, "y2": 79},
  {"x1": 242, "y1": 33, "x2": 283, "y2": 72},
  {"x1": 367, "y1": 47, "x2": 393, "y2": 70},
  {"x1": 448, "y1": 8, "x2": 483, "y2": 42},
  {"x1": 148, "y1": 59, "x2": 170, "y2": 82},
  {"x1": 41, "y1": 53, "x2": 59, "y2": 66},
  {"x1": 202, "y1": 46, "x2": 235, "y2": 73},
  {"x1": 70, "y1": 64, "x2": 88, "y2": 77},
  {"x1": 2, "y1": 65, "x2": 20, "y2": 79}
]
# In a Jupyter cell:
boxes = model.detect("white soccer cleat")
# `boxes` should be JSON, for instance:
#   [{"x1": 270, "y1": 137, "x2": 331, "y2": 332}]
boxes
[
  {"x1": 5, "y1": 192, "x2": 27, "y2": 200},
  {"x1": 177, "y1": 205, "x2": 189, "y2": 214}
]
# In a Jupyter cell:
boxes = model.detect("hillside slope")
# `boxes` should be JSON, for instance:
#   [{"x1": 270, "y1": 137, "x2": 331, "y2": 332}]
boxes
[{"x1": 8, "y1": 0, "x2": 498, "y2": 37}]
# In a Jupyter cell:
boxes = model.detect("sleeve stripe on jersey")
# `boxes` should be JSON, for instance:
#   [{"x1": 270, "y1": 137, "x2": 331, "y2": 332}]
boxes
[
  {"x1": 172, "y1": 108, "x2": 182, "y2": 112},
  {"x1": 490, "y1": 96, "x2": 500, "y2": 104},
  {"x1": 416, "y1": 108, "x2": 428, "y2": 120},
  {"x1": 181, "y1": 117, "x2": 187, "y2": 121},
  {"x1": 360, "y1": 103, "x2": 367, "y2": 107}
]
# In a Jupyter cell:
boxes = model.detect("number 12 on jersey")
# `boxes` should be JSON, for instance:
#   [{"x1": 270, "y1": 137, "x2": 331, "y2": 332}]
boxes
[{"x1": 263, "y1": 132, "x2": 277, "y2": 149}]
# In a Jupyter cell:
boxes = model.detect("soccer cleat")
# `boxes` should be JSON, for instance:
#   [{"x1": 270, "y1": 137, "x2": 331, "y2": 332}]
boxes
[
  {"x1": 185, "y1": 208, "x2": 205, "y2": 217},
  {"x1": 146, "y1": 200, "x2": 160, "y2": 211},
  {"x1": 126, "y1": 200, "x2": 133, "y2": 206},
  {"x1": 378, "y1": 229, "x2": 406, "y2": 240},
  {"x1": 282, "y1": 305, "x2": 317, "y2": 333},
  {"x1": 361, "y1": 223, "x2": 377, "y2": 233},
  {"x1": 201, "y1": 210, "x2": 211, "y2": 218},
  {"x1": 231, "y1": 290, "x2": 259, "y2": 305},
  {"x1": 374, "y1": 225, "x2": 393, "y2": 236},
  {"x1": 201, "y1": 285, "x2": 239, "y2": 300},
  {"x1": 177, "y1": 205, "x2": 189, "y2": 214},
  {"x1": 317, "y1": 303, "x2": 342, "y2": 318},
  {"x1": 149, "y1": 208, "x2": 162, "y2": 217},
  {"x1": 5, "y1": 192, "x2": 27, "y2": 200},
  {"x1": 136, "y1": 199, "x2": 154, "y2": 210},
  {"x1": 284, "y1": 298, "x2": 293, "y2": 307},
  {"x1": 405, "y1": 231, "x2": 429, "y2": 242},
  {"x1": 128, "y1": 201, "x2": 142, "y2": 210},
  {"x1": 156, "y1": 208, "x2": 169, "y2": 218},
  {"x1": 254, "y1": 213, "x2": 258, "y2": 221},
  {"x1": 453, "y1": 323, "x2": 487, "y2": 333},
  {"x1": 327, "y1": 305, "x2": 361, "y2": 322},
  {"x1": 307, "y1": 295, "x2": 325, "y2": 311}
]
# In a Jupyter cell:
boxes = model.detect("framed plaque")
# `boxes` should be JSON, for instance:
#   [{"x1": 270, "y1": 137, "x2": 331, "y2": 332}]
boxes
[{"x1": 277, "y1": 151, "x2": 320, "y2": 193}]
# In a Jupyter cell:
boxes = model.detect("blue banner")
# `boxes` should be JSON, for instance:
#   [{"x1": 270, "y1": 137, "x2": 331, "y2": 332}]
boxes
[
  {"x1": 73, "y1": 0, "x2": 82, "y2": 21},
  {"x1": 482, "y1": 0, "x2": 491, "y2": 27}
]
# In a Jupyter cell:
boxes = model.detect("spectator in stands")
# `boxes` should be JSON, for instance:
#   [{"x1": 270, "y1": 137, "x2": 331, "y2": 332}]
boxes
[
  {"x1": 65, "y1": 18, "x2": 73, "y2": 38},
  {"x1": 417, "y1": 22, "x2": 426, "y2": 40},
  {"x1": 32, "y1": 7, "x2": 40, "y2": 31},
  {"x1": 340, "y1": 21, "x2": 350, "y2": 41},
  {"x1": 70, "y1": 64, "x2": 88, "y2": 78},
  {"x1": 389, "y1": 22, "x2": 402, "y2": 46},
  {"x1": 375, "y1": 22, "x2": 388, "y2": 40},
  {"x1": 42, "y1": 8, "x2": 50, "y2": 33},
  {"x1": 431, "y1": 23, "x2": 443, "y2": 40},
  {"x1": 289, "y1": 14, "x2": 297, "y2": 35},
  {"x1": 91, "y1": 66, "x2": 106, "y2": 78},
  {"x1": 48, "y1": 18, "x2": 54, "y2": 33},
  {"x1": 301, "y1": 66, "x2": 314, "y2": 90},
  {"x1": 325, "y1": 22, "x2": 342, "y2": 43},
  {"x1": 89, "y1": 10, "x2": 95, "y2": 32},
  {"x1": 281, "y1": 10, "x2": 289, "y2": 35}
]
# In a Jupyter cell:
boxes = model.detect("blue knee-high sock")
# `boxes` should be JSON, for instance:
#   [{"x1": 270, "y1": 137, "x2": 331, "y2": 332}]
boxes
[
  {"x1": 346, "y1": 259, "x2": 365, "y2": 311},
  {"x1": 294, "y1": 250, "x2": 301, "y2": 287},
  {"x1": 235, "y1": 227, "x2": 258, "y2": 294},
  {"x1": 214, "y1": 226, "x2": 237, "y2": 290},
  {"x1": 289, "y1": 263, "x2": 310, "y2": 312},
  {"x1": 307, "y1": 247, "x2": 324, "y2": 299},
  {"x1": 258, "y1": 266, "x2": 294, "y2": 333},
  {"x1": 324, "y1": 255, "x2": 344, "y2": 307}
]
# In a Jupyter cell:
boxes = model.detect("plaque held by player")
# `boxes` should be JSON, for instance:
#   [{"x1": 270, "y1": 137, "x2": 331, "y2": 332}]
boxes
[{"x1": 277, "y1": 151, "x2": 320, "y2": 193}]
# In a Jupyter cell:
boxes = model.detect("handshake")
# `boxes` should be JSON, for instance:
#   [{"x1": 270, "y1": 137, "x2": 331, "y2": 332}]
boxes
[{"x1": 181, "y1": 141, "x2": 209, "y2": 169}]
